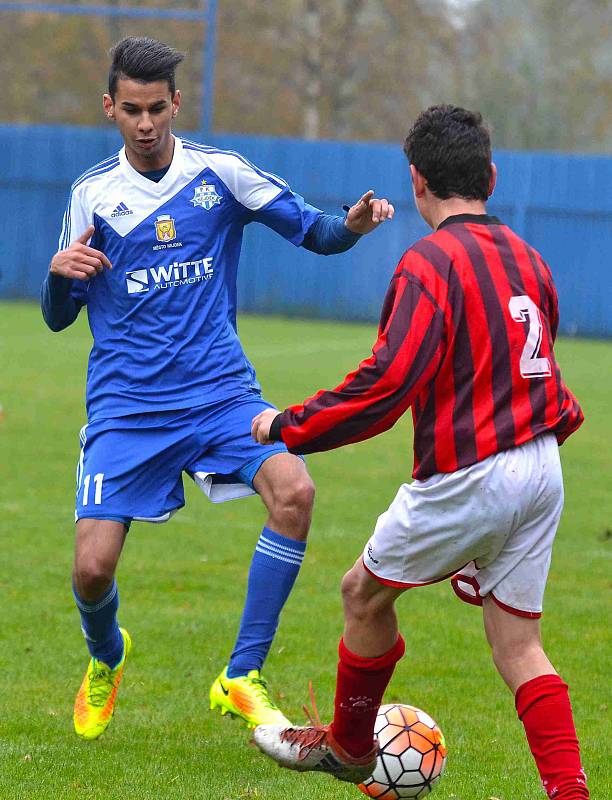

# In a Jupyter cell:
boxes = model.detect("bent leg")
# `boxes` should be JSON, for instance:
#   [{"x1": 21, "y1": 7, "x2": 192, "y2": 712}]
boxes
[
  {"x1": 483, "y1": 597, "x2": 589, "y2": 799},
  {"x1": 332, "y1": 559, "x2": 406, "y2": 757},
  {"x1": 226, "y1": 453, "x2": 314, "y2": 678},
  {"x1": 73, "y1": 518, "x2": 127, "y2": 667}
]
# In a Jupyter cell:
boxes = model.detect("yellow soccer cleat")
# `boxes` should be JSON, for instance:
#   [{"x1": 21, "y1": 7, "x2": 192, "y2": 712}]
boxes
[
  {"x1": 73, "y1": 628, "x2": 132, "y2": 741},
  {"x1": 210, "y1": 667, "x2": 292, "y2": 729}
]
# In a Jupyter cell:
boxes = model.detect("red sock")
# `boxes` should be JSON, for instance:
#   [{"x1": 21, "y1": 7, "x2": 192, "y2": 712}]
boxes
[
  {"x1": 331, "y1": 635, "x2": 406, "y2": 758},
  {"x1": 516, "y1": 674, "x2": 589, "y2": 799}
]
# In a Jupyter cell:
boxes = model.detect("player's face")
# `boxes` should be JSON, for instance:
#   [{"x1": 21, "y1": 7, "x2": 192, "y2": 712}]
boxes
[{"x1": 103, "y1": 79, "x2": 181, "y2": 170}]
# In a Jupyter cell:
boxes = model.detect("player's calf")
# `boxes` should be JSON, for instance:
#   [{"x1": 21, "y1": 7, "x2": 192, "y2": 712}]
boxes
[
  {"x1": 515, "y1": 674, "x2": 589, "y2": 799},
  {"x1": 483, "y1": 599, "x2": 589, "y2": 799}
]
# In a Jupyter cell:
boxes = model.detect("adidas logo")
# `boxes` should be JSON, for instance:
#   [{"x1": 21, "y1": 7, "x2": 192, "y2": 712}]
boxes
[{"x1": 111, "y1": 202, "x2": 134, "y2": 218}]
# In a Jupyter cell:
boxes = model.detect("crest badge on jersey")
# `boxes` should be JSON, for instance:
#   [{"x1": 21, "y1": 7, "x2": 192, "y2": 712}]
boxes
[
  {"x1": 190, "y1": 180, "x2": 222, "y2": 211},
  {"x1": 154, "y1": 214, "x2": 176, "y2": 242}
]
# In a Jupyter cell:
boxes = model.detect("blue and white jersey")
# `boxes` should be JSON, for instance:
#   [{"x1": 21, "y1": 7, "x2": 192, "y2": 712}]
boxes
[{"x1": 58, "y1": 137, "x2": 323, "y2": 421}]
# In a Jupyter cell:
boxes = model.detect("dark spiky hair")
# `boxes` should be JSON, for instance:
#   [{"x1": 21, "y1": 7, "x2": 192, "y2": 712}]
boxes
[
  {"x1": 108, "y1": 37, "x2": 185, "y2": 98},
  {"x1": 404, "y1": 105, "x2": 492, "y2": 201}
]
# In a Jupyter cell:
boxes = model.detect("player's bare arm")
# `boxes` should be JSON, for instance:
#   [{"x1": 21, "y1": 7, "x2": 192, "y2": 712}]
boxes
[
  {"x1": 50, "y1": 225, "x2": 112, "y2": 281},
  {"x1": 344, "y1": 190, "x2": 394, "y2": 234}
]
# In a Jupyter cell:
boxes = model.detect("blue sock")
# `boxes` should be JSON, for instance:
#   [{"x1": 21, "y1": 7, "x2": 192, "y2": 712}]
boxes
[
  {"x1": 227, "y1": 527, "x2": 306, "y2": 678},
  {"x1": 73, "y1": 579, "x2": 124, "y2": 669}
]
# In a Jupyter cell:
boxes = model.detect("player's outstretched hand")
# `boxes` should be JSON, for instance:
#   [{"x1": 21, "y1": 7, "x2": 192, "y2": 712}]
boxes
[
  {"x1": 251, "y1": 408, "x2": 281, "y2": 445},
  {"x1": 345, "y1": 190, "x2": 395, "y2": 235},
  {"x1": 50, "y1": 225, "x2": 112, "y2": 281}
]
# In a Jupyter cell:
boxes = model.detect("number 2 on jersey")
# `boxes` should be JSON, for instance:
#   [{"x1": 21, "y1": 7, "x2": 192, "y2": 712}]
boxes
[{"x1": 508, "y1": 295, "x2": 552, "y2": 378}]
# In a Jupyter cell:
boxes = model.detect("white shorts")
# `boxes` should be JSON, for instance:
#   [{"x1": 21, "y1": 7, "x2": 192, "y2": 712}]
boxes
[{"x1": 362, "y1": 434, "x2": 564, "y2": 618}]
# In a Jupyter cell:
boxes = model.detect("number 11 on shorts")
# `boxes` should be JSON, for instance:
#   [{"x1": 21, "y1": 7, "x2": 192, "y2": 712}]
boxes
[{"x1": 82, "y1": 473, "x2": 104, "y2": 505}]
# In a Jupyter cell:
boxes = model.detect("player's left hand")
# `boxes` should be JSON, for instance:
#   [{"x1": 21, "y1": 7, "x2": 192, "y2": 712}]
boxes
[
  {"x1": 345, "y1": 190, "x2": 395, "y2": 235},
  {"x1": 251, "y1": 408, "x2": 281, "y2": 445}
]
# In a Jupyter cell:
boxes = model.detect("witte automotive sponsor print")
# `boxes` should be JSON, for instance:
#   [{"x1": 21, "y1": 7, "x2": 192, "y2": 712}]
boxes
[
  {"x1": 126, "y1": 257, "x2": 214, "y2": 294},
  {"x1": 126, "y1": 269, "x2": 150, "y2": 294}
]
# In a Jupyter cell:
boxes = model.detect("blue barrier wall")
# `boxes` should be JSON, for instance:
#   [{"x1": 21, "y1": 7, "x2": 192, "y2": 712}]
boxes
[{"x1": 1, "y1": 124, "x2": 611, "y2": 336}]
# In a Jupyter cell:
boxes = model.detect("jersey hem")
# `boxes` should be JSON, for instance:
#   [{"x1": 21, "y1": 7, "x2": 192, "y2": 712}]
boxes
[
  {"x1": 86, "y1": 386, "x2": 262, "y2": 422},
  {"x1": 412, "y1": 428, "x2": 564, "y2": 481}
]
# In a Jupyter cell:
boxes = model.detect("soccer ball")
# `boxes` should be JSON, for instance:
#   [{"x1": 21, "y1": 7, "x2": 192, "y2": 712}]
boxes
[{"x1": 358, "y1": 703, "x2": 447, "y2": 799}]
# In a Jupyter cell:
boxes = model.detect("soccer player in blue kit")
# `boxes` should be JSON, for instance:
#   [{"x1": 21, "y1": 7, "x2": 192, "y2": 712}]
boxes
[{"x1": 40, "y1": 37, "x2": 394, "y2": 740}]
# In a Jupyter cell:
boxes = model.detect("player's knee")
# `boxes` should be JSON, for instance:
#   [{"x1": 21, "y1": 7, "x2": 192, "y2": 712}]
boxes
[
  {"x1": 290, "y1": 475, "x2": 316, "y2": 512},
  {"x1": 341, "y1": 569, "x2": 361, "y2": 610},
  {"x1": 341, "y1": 567, "x2": 380, "y2": 621},
  {"x1": 273, "y1": 475, "x2": 315, "y2": 520},
  {"x1": 489, "y1": 633, "x2": 544, "y2": 674},
  {"x1": 72, "y1": 558, "x2": 115, "y2": 600}
]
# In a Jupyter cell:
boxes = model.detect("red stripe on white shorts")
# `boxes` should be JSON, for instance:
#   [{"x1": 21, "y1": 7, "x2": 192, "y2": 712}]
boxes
[
  {"x1": 491, "y1": 592, "x2": 542, "y2": 619},
  {"x1": 362, "y1": 558, "x2": 461, "y2": 589}
]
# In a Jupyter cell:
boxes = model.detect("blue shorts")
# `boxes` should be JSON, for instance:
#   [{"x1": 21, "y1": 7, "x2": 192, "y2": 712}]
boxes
[{"x1": 75, "y1": 393, "x2": 290, "y2": 526}]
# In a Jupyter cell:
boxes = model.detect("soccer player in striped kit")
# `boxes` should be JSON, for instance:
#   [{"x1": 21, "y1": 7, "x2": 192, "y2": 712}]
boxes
[{"x1": 252, "y1": 106, "x2": 589, "y2": 799}]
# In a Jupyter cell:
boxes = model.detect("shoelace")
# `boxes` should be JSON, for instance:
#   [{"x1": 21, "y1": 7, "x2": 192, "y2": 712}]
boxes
[
  {"x1": 280, "y1": 726, "x2": 329, "y2": 761},
  {"x1": 302, "y1": 680, "x2": 323, "y2": 726},
  {"x1": 246, "y1": 675, "x2": 278, "y2": 710},
  {"x1": 280, "y1": 681, "x2": 328, "y2": 761},
  {"x1": 87, "y1": 663, "x2": 116, "y2": 707}
]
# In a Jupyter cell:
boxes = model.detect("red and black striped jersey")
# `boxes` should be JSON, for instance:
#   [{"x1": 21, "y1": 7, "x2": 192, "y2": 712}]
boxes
[{"x1": 274, "y1": 214, "x2": 583, "y2": 479}]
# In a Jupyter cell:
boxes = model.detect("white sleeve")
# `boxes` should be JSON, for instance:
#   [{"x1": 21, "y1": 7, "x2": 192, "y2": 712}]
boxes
[
  {"x1": 202, "y1": 152, "x2": 322, "y2": 244},
  {"x1": 232, "y1": 160, "x2": 288, "y2": 211},
  {"x1": 58, "y1": 185, "x2": 92, "y2": 250},
  {"x1": 204, "y1": 151, "x2": 287, "y2": 211}
]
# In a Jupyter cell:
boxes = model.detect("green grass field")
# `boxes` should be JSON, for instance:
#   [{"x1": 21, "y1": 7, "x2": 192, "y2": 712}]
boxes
[{"x1": 0, "y1": 302, "x2": 610, "y2": 800}]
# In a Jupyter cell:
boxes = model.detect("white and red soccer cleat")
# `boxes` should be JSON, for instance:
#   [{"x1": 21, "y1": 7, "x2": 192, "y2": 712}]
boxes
[{"x1": 254, "y1": 722, "x2": 377, "y2": 784}]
